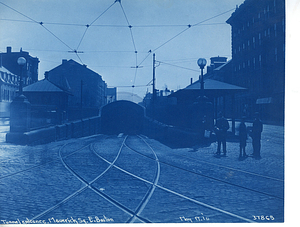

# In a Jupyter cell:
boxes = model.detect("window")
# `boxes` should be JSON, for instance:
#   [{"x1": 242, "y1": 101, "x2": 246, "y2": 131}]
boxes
[
  {"x1": 275, "y1": 47, "x2": 278, "y2": 61},
  {"x1": 259, "y1": 55, "x2": 262, "y2": 66},
  {"x1": 274, "y1": 23, "x2": 277, "y2": 37},
  {"x1": 258, "y1": 33, "x2": 262, "y2": 45}
]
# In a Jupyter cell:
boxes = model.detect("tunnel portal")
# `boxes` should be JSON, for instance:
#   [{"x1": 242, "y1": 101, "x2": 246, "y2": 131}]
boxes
[{"x1": 101, "y1": 100, "x2": 145, "y2": 135}]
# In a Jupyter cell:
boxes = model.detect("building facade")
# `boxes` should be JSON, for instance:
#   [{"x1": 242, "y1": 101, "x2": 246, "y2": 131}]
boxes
[
  {"x1": 0, "y1": 66, "x2": 19, "y2": 117},
  {"x1": 226, "y1": 0, "x2": 285, "y2": 122},
  {"x1": 106, "y1": 87, "x2": 117, "y2": 104},
  {"x1": 0, "y1": 47, "x2": 39, "y2": 86},
  {"x1": 46, "y1": 59, "x2": 107, "y2": 119}
]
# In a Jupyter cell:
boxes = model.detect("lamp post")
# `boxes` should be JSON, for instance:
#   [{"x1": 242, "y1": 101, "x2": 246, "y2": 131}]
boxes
[
  {"x1": 197, "y1": 58, "x2": 207, "y2": 90},
  {"x1": 17, "y1": 57, "x2": 26, "y2": 95},
  {"x1": 6, "y1": 56, "x2": 31, "y2": 143}
]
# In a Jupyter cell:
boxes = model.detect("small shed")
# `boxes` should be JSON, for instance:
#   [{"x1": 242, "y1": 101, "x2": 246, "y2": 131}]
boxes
[
  {"x1": 170, "y1": 79, "x2": 247, "y2": 134},
  {"x1": 173, "y1": 79, "x2": 246, "y2": 103},
  {"x1": 23, "y1": 79, "x2": 71, "y2": 126}
]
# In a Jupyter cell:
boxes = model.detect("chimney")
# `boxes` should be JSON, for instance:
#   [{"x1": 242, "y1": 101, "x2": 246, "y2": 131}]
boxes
[
  {"x1": 190, "y1": 78, "x2": 193, "y2": 85},
  {"x1": 7, "y1": 47, "x2": 12, "y2": 53},
  {"x1": 62, "y1": 59, "x2": 68, "y2": 64},
  {"x1": 44, "y1": 71, "x2": 49, "y2": 80}
]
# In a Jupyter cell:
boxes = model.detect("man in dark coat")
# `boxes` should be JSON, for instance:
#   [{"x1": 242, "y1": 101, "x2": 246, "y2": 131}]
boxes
[
  {"x1": 251, "y1": 112, "x2": 263, "y2": 159},
  {"x1": 239, "y1": 116, "x2": 248, "y2": 158},
  {"x1": 214, "y1": 112, "x2": 229, "y2": 156}
]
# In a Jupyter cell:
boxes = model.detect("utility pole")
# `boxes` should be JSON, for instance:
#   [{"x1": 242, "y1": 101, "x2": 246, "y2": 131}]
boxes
[
  {"x1": 80, "y1": 80, "x2": 83, "y2": 119},
  {"x1": 152, "y1": 53, "x2": 156, "y2": 100},
  {"x1": 152, "y1": 53, "x2": 156, "y2": 120}
]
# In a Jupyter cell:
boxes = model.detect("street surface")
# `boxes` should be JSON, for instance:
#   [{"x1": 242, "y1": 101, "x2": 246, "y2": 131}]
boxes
[{"x1": 0, "y1": 124, "x2": 284, "y2": 223}]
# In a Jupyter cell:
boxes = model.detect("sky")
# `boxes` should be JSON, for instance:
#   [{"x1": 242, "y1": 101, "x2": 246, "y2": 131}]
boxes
[{"x1": 0, "y1": 0, "x2": 246, "y2": 100}]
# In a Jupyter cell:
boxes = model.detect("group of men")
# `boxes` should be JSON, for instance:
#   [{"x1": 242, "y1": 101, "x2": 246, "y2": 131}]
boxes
[{"x1": 213, "y1": 112, "x2": 263, "y2": 159}]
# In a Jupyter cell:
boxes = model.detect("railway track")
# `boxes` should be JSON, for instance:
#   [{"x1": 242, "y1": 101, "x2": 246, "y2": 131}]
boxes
[{"x1": 1, "y1": 134, "x2": 283, "y2": 223}]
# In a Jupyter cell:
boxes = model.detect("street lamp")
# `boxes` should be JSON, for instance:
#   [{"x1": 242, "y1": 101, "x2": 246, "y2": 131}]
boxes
[
  {"x1": 197, "y1": 58, "x2": 207, "y2": 90},
  {"x1": 17, "y1": 57, "x2": 26, "y2": 95}
]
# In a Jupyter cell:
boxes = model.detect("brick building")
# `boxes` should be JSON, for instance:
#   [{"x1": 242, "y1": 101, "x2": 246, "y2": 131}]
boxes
[
  {"x1": 0, "y1": 66, "x2": 19, "y2": 117},
  {"x1": 225, "y1": 0, "x2": 285, "y2": 122},
  {"x1": 0, "y1": 47, "x2": 39, "y2": 86},
  {"x1": 46, "y1": 59, "x2": 107, "y2": 120}
]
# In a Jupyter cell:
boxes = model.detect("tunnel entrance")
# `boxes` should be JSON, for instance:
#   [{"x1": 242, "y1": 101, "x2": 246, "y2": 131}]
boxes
[{"x1": 101, "y1": 100, "x2": 145, "y2": 135}]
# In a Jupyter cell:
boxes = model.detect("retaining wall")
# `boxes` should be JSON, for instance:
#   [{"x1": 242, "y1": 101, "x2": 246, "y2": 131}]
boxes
[
  {"x1": 6, "y1": 116, "x2": 101, "y2": 145},
  {"x1": 143, "y1": 117, "x2": 203, "y2": 148}
]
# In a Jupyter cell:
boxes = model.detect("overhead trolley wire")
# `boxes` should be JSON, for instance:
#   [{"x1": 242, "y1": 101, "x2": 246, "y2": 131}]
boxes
[
  {"x1": 76, "y1": 1, "x2": 117, "y2": 50},
  {"x1": 136, "y1": 7, "x2": 235, "y2": 68},
  {"x1": 0, "y1": 2, "x2": 38, "y2": 23},
  {"x1": 0, "y1": 18, "x2": 227, "y2": 28},
  {"x1": 116, "y1": 0, "x2": 140, "y2": 89},
  {"x1": 192, "y1": 8, "x2": 235, "y2": 26},
  {"x1": 0, "y1": 0, "x2": 236, "y2": 94},
  {"x1": 0, "y1": 1, "x2": 84, "y2": 64},
  {"x1": 157, "y1": 61, "x2": 199, "y2": 72}
]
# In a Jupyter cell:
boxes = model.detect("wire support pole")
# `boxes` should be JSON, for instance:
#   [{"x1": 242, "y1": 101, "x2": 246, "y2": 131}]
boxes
[{"x1": 152, "y1": 53, "x2": 156, "y2": 100}]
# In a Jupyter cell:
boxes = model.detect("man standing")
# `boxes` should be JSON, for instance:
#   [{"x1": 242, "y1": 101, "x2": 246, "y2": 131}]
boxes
[
  {"x1": 239, "y1": 116, "x2": 248, "y2": 158},
  {"x1": 214, "y1": 112, "x2": 229, "y2": 156},
  {"x1": 251, "y1": 112, "x2": 263, "y2": 159}
]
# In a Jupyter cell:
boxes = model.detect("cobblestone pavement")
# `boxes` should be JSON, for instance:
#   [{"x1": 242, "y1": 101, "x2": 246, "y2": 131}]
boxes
[{"x1": 0, "y1": 124, "x2": 284, "y2": 224}]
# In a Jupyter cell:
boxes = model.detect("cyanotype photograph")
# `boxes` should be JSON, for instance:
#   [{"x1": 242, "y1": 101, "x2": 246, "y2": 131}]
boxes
[{"x1": 0, "y1": 0, "x2": 288, "y2": 224}]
